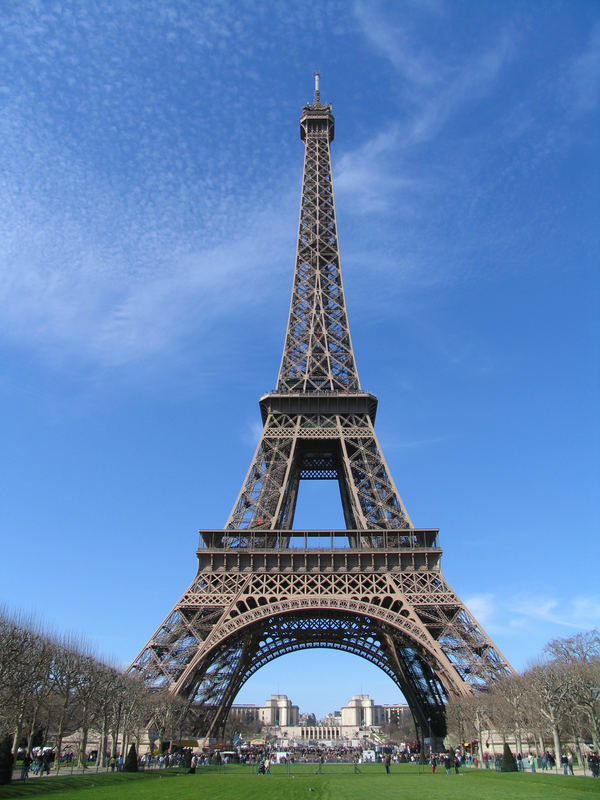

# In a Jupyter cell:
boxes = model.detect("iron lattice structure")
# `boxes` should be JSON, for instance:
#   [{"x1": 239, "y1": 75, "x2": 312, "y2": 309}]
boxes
[{"x1": 130, "y1": 77, "x2": 513, "y2": 742}]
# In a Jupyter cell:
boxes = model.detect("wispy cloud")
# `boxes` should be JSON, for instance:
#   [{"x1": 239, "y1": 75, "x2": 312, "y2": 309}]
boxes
[
  {"x1": 353, "y1": 0, "x2": 442, "y2": 89},
  {"x1": 0, "y1": 0, "x2": 343, "y2": 372},
  {"x1": 353, "y1": 0, "x2": 517, "y2": 145},
  {"x1": 335, "y1": 124, "x2": 431, "y2": 215},
  {"x1": 466, "y1": 591, "x2": 600, "y2": 634},
  {"x1": 512, "y1": 595, "x2": 600, "y2": 630},
  {"x1": 0, "y1": 194, "x2": 296, "y2": 368},
  {"x1": 559, "y1": 21, "x2": 600, "y2": 115},
  {"x1": 463, "y1": 593, "x2": 496, "y2": 627}
]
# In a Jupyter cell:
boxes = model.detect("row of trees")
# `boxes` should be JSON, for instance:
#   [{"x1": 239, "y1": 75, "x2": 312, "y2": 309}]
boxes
[
  {"x1": 2, "y1": 610, "x2": 598, "y2": 777},
  {"x1": 446, "y1": 629, "x2": 600, "y2": 765},
  {"x1": 0, "y1": 611, "x2": 187, "y2": 774}
]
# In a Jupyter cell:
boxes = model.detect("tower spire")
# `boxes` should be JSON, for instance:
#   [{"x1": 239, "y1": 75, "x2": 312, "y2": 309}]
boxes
[{"x1": 277, "y1": 77, "x2": 357, "y2": 393}]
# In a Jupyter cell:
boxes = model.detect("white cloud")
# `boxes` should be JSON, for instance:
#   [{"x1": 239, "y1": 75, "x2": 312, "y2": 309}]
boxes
[
  {"x1": 464, "y1": 593, "x2": 496, "y2": 627},
  {"x1": 335, "y1": 124, "x2": 430, "y2": 215},
  {"x1": 559, "y1": 22, "x2": 600, "y2": 115},
  {"x1": 353, "y1": 1, "x2": 516, "y2": 145},
  {"x1": 467, "y1": 591, "x2": 600, "y2": 633},
  {"x1": 0, "y1": 186, "x2": 296, "y2": 367},
  {"x1": 353, "y1": 0, "x2": 441, "y2": 89}
]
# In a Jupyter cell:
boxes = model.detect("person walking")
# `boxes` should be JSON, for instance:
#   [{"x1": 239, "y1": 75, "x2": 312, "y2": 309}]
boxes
[
  {"x1": 383, "y1": 753, "x2": 391, "y2": 774},
  {"x1": 41, "y1": 753, "x2": 52, "y2": 775},
  {"x1": 20, "y1": 753, "x2": 32, "y2": 780},
  {"x1": 430, "y1": 754, "x2": 437, "y2": 774}
]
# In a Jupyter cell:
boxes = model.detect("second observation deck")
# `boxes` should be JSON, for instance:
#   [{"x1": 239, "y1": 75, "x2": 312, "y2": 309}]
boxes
[{"x1": 198, "y1": 529, "x2": 440, "y2": 551}]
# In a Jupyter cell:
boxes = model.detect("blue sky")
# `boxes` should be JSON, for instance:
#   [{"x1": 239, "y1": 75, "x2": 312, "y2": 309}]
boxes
[{"x1": 1, "y1": 0, "x2": 598, "y2": 720}]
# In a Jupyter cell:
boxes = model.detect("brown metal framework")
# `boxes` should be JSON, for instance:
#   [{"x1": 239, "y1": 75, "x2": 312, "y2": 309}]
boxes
[{"x1": 129, "y1": 76, "x2": 513, "y2": 742}]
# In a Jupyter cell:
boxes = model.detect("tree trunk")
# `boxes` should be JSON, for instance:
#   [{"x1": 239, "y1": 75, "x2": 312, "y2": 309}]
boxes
[
  {"x1": 54, "y1": 711, "x2": 66, "y2": 772},
  {"x1": 11, "y1": 702, "x2": 26, "y2": 758},
  {"x1": 120, "y1": 708, "x2": 129, "y2": 759},
  {"x1": 79, "y1": 726, "x2": 89, "y2": 769},
  {"x1": 515, "y1": 728, "x2": 523, "y2": 755},
  {"x1": 575, "y1": 735, "x2": 586, "y2": 775},
  {"x1": 98, "y1": 715, "x2": 108, "y2": 768},
  {"x1": 26, "y1": 703, "x2": 39, "y2": 756},
  {"x1": 475, "y1": 711, "x2": 484, "y2": 766},
  {"x1": 11, "y1": 722, "x2": 21, "y2": 760},
  {"x1": 551, "y1": 721, "x2": 562, "y2": 767},
  {"x1": 591, "y1": 709, "x2": 600, "y2": 750},
  {"x1": 79, "y1": 699, "x2": 89, "y2": 768}
]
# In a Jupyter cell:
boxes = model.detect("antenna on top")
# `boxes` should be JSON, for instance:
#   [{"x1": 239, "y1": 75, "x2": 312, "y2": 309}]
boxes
[{"x1": 313, "y1": 71, "x2": 321, "y2": 104}]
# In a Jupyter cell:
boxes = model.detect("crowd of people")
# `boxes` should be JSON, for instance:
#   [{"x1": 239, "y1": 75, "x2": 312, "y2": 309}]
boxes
[
  {"x1": 13, "y1": 741, "x2": 600, "y2": 779},
  {"x1": 429, "y1": 752, "x2": 463, "y2": 774}
]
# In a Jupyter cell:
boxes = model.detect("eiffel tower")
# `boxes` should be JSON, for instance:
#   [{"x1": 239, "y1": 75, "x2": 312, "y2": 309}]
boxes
[{"x1": 129, "y1": 75, "x2": 512, "y2": 743}]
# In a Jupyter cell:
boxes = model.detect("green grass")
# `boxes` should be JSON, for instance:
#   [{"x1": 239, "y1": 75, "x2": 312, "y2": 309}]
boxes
[{"x1": 0, "y1": 763, "x2": 598, "y2": 800}]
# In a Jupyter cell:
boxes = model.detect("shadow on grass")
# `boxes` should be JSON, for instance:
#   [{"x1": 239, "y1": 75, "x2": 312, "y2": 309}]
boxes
[{"x1": 0, "y1": 770, "x2": 187, "y2": 798}]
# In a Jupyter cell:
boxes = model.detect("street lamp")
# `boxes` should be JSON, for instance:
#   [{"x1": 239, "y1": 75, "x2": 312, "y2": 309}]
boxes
[{"x1": 427, "y1": 716, "x2": 432, "y2": 755}]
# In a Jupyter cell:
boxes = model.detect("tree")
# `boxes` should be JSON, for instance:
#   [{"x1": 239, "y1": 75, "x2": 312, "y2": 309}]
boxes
[
  {"x1": 501, "y1": 742, "x2": 517, "y2": 772},
  {"x1": 93, "y1": 665, "x2": 122, "y2": 767},
  {"x1": 524, "y1": 660, "x2": 572, "y2": 763},
  {"x1": 0, "y1": 735, "x2": 12, "y2": 785},
  {"x1": 147, "y1": 691, "x2": 187, "y2": 754},
  {"x1": 494, "y1": 674, "x2": 530, "y2": 754},
  {"x1": 445, "y1": 695, "x2": 486, "y2": 756},
  {"x1": 0, "y1": 612, "x2": 39, "y2": 739},
  {"x1": 379, "y1": 707, "x2": 416, "y2": 743},
  {"x1": 570, "y1": 659, "x2": 600, "y2": 749},
  {"x1": 544, "y1": 630, "x2": 600, "y2": 664},
  {"x1": 119, "y1": 675, "x2": 150, "y2": 762},
  {"x1": 22, "y1": 635, "x2": 56, "y2": 759},
  {"x1": 124, "y1": 743, "x2": 138, "y2": 772},
  {"x1": 545, "y1": 629, "x2": 600, "y2": 749},
  {"x1": 223, "y1": 714, "x2": 264, "y2": 742},
  {"x1": 75, "y1": 657, "x2": 112, "y2": 768},
  {"x1": 50, "y1": 639, "x2": 86, "y2": 771}
]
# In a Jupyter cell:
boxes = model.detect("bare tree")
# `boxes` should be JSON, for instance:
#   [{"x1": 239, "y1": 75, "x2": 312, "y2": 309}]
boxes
[
  {"x1": 21, "y1": 634, "x2": 56, "y2": 758},
  {"x1": 93, "y1": 666, "x2": 122, "y2": 767},
  {"x1": 495, "y1": 674, "x2": 531, "y2": 755},
  {"x1": 118, "y1": 675, "x2": 143, "y2": 759},
  {"x1": 73, "y1": 656, "x2": 114, "y2": 768},
  {"x1": 147, "y1": 691, "x2": 187, "y2": 755},
  {"x1": 544, "y1": 630, "x2": 600, "y2": 664},
  {"x1": 524, "y1": 660, "x2": 572, "y2": 763},
  {"x1": 545, "y1": 629, "x2": 600, "y2": 750},
  {"x1": 0, "y1": 610, "x2": 163, "y2": 771},
  {"x1": 50, "y1": 639, "x2": 86, "y2": 771},
  {"x1": 0, "y1": 612, "x2": 38, "y2": 738},
  {"x1": 446, "y1": 695, "x2": 490, "y2": 758}
]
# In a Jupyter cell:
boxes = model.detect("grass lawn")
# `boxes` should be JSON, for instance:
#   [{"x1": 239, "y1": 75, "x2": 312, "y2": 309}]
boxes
[{"x1": 0, "y1": 763, "x2": 598, "y2": 800}]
